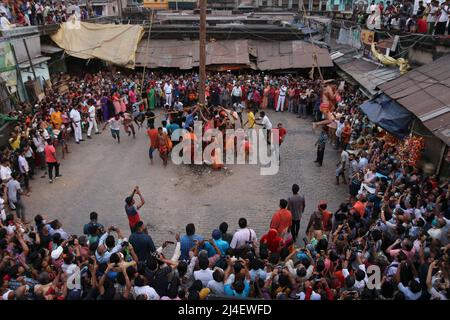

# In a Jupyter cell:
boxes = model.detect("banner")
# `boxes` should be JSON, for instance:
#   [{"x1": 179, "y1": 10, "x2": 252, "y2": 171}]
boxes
[{"x1": 0, "y1": 42, "x2": 17, "y2": 87}]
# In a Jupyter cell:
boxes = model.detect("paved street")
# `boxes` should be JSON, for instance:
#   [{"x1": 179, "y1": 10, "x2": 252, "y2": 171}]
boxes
[{"x1": 26, "y1": 110, "x2": 347, "y2": 247}]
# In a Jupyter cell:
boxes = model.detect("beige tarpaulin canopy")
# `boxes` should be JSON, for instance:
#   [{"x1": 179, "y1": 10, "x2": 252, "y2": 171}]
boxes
[{"x1": 51, "y1": 21, "x2": 144, "y2": 68}]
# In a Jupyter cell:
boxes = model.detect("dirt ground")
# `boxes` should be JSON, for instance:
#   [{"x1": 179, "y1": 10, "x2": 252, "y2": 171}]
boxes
[{"x1": 25, "y1": 110, "x2": 347, "y2": 247}]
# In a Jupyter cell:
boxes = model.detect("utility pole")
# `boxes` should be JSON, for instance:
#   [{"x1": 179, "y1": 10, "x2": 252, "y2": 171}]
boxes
[
  {"x1": 198, "y1": 0, "x2": 206, "y2": 107},
  {"x1": 117, "y1": 0, "x2": 123, "y2": 21}
]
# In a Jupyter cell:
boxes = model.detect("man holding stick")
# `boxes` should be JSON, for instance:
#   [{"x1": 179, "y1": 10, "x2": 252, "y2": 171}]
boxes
[{"x1": 125, "y1": 186, "x2": 145, "y2": 233}]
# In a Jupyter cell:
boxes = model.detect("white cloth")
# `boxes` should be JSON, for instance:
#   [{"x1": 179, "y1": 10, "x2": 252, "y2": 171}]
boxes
[
  {"x1": 164, "y1": 83, "x2": 173, "y2": 95},
  {"x1": 69, "y1": 109, "x2": 81, "y2": 122},
  {"x1": 261, "y1": 115, "x2": 272, "y2": 130},
  {"x1": 194, "y1": 269, "x2": 214, "y2": 287},
  {"x1": 276, "y1": 96, "x2": 286, "y2": 111},
  {"x1": 72, "y1": 121, "x2": 82, "y2": 142},
  {"x1": 427, "y1": 6, "x2": 438, "y2": 22},
  {"x1": 336, "y1": 121, "x2": 345, "y2": 138},
  {"x1": 358, "y1": 157, "x2": 369, "y2": 171},
  {"x1": 18, "y1": 156, "x2": 29, "y2": 174},
  {"x1": 108, "y1": 118, "x2": 122, "y2": 131},
  {"x1": 0, "y1": 16, "x2": 13, "y2": 30},
  {"x1": 165, "y1": 93, "x2": 172, "y2": 107},
  {"x1": 230, "y1": 228, "x2": 257, "y2": 250},
  {"x1": 207, "y1": 279, "x2": 225, "y2": 295},
  {"x1": 438, "y1": 5, "x2": 449, "y2": 22},
  {"x1": 231, "y1": 86, "x2": 242, "y2": 97},
  {"x1": 133, "y1": 286, "x2": 160, "y2": 300},
  {"x1": 398, "y1": 278, "x2": 422, "y2": 300},
  {"x1": 87, "y1": 106, "x2": 98, "y2": 136},
  {"x1": 33, "y1": 136, "x2": 45, "y2": 153},
  {"x1": 0, "y1": 165, "x2": 12, "y2": 181},
  {"x1": 88, "y1": 105, "x2": 96, "y2": 118}
]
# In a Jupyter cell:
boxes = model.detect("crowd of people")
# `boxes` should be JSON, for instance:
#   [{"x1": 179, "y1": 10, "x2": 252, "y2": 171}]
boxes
[
  {"x1": 355, "y1": 0, "x2": 449, "y2": 35},
  {"x1": 0, "y1": 0, "x2": 90, "y2": 30},
  {"x1": 0, "y1": 68, "x2": 449, "y2": 300}
]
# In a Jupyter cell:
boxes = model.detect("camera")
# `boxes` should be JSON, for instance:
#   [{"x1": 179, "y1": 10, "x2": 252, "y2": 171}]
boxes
[{"x1": 121, "y1": 241, "x2": 129, "y2": 248}]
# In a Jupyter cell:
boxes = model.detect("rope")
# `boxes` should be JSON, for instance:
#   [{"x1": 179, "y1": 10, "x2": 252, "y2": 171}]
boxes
[
  {"x1": 301, "y1": 3, "x2": 324, "y2": 81},
  {"x1": 141, "y1": 9, "x2": 154, "y2": 95}
]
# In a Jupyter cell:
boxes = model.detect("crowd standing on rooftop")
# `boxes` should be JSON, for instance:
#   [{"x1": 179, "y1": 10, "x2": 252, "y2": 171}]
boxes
[
  {"x1": 0, "y1": 68, "x2": 449, "y2": 300},
  {"x1": 0, "y1": 0, "x2": 89, "y2": 30},
  {"x1": 356, "y1": 0, "x2": 450, "y2": 34}
]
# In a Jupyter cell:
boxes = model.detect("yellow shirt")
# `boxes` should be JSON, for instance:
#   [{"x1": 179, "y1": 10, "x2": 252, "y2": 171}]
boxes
[
  {"x1": 247, "y1": 111, "x2": 255, "y2": 129},
  {"x1": 9, "y1": 136, "x2": 20, "y2": 150},
  {"x1": 51, "y1": 111, "x2": 63, "y2": 129}
]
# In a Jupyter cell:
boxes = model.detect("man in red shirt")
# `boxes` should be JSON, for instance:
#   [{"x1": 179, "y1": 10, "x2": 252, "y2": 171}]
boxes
[
  {"x1": 273, "y1": 122, "x2": 287, "y2": 162},
  {"x1": 276, "y1": 122, "x2": 287, "y2": 145},
  {"x1": 44, "y1": 139, "x2": 61, "y2": 183},
  {"x1": 147, "y1": 124, "x2": 159, "y2": 165},
  {"x1": 417, "y1": 15, "x2": 428, "y2": 33},
  {"x1": 320, "y1": 201, "x2": 333, "y2": 233},
  {"x1": 270, "y1": 199, "x2": 292, "y2": 236}
]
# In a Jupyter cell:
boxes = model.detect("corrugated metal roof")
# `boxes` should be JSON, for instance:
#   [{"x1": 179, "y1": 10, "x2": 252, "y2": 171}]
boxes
[
  {"x1": 135, "y1": 39, "x2": 250, "y2": 69},
  {"x1": 135, "y1": 39, "x2": 332, "y2": 71},
  {"x1": 334, "y1": 55, "x2": 400, "y2": 96},
  {"x1": 378, "y1": 54, "x2": 450, "y2": 146},
  {"x1": 251, "y1": 40, "x2": 333, "y2": 70}
]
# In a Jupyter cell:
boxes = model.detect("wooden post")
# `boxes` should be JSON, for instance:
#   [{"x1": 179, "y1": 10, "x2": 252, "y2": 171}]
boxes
[
  {"x1": 117, "y1": 0, "x2": 123, "y2": 21},
  {"x1": 198, "y1": 0, "x2": 207, "y2": 107},
  {"x1": 22, "y1": 39, "x2": 37, "y2": 80}
]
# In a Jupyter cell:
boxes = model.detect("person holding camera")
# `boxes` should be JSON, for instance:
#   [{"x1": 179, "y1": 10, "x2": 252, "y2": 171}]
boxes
[{"x1": 95, "y1": 226, "x2": 125, "y2": 264}]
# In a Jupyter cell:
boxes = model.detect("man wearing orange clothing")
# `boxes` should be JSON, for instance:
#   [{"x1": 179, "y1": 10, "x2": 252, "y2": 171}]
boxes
[
  {"x1": 270, "y1": 199, "x2": 292, "y2": 236},
  {"x1": 147, "y1": 124, "x2": 159, "y2": 165},
  {"x1": 50, "y1": 106, "x2": 63, "y2": 130},
  {"x1": 352, "y1": 194, "x2": 367, "y2": 218}
]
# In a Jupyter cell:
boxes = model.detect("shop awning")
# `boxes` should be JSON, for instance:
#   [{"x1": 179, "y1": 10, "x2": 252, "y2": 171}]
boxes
[
  {"x1": 41, "y1": 44, "x2": 64, "y2": 54},
  {"x1": 359, "y1": 93, "x2": 414, "y2": 138}
]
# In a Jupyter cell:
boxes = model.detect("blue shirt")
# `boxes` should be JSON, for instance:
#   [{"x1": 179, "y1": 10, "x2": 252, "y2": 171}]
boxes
[
  {"x1": 215, "y1": 238, "x2": 230, "y2": 256},
  {"x1": 180, "y1": 234, "x2": 203, "y2": 261},
  {"x1": 224, "y1": 280, "x2": 250, "y2": 298},
  {"x1": 167, "y1": 123, "x2": 181, "y2": 141},
  {"x1": 203, "y1": 238, "x2": 230, "y2": 257},
  {"x1": 184, "y1": 113, "x2": 195, "y2": 129}
]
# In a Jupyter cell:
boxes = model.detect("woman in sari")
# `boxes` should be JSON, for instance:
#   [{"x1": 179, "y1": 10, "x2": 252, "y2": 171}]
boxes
[
  {"x1": 147, "y1": 85, "x2": 156, "y2": 110},
  {"x1": 274, "y1": 86, "x2": 280, "y2": 111},
  {"x1": 112, "y1": 92, "x2": 122, "y2": 115},
  {"x1": 260, "y1": 229, "x2": 284, "y2": 253},
  {"x1": 100, "y1": 93, "x2": 109, "y2": 122}
]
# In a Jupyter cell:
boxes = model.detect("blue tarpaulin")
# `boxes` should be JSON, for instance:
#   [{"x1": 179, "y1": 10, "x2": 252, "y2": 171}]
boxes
[{"x1": 359, "y1": 93, "x2": 413, "y2": 138}]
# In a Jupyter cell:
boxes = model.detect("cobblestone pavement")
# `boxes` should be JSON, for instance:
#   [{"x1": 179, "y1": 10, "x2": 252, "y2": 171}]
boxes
[{"x1": 26, "y1": 110, "x2": 347, "y2": 248}]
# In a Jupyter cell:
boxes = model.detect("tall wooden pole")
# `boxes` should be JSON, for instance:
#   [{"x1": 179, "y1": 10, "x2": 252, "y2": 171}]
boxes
[{"x1": 198, "y1": 0, "x2": 207, "y2": 107}]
